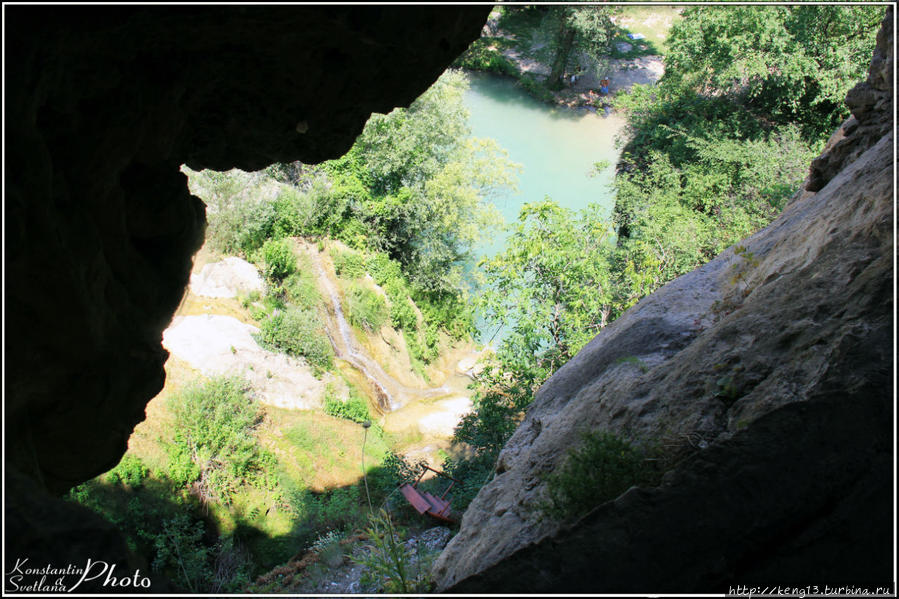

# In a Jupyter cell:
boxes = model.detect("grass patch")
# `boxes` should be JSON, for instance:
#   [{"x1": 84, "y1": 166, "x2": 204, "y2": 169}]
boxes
[
  {"x1": 330, "y1": 247, "x2": 367, "y2": 279},
  {"x1": 283, "y1": 252, "x2": 320, "y2": 310},
  {"x1": 610, "y1": 5, "x2": 681, "y2": 57}
]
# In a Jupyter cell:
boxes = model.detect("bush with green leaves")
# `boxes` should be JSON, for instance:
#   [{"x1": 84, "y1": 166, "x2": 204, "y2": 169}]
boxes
[
  {"x1": 152, "y1": 513, "x2": 212, "y2": 592},
  {"x1": 282, "y1": 263, "x2": 321, "y2": 311},
  {"x1": 105, "y1": 454, "x2": 150, "y2": 488},
  {"x1": 271, "y1": 186, "x2": 316, "y2": 239},
  {"x1": 289, "y1": 485, "x2": 368, "y2": 534},
  {"x1": 323, "y1": 390, "x2": 371, "y2": 424},
  {"x1": 331, "y1": 248, "x2": 367, "y2": 279},
  {"x1": 355, "y1": 509, "x2": 434, "y2": 594},
  {"x1": 260, "y1": 238, "x2": 297, "y2": 284},
  {"x1": 540, "y1": 431, "x2": 661, "y2": 521},
  {"x1": 344, "y1": 282, "x2": 389, "y2": 332},
  {"x1": 165, "y1": 377, "x2": 276, "y2": 504},
  {"x1": 183, "y1": 167, "x2": 277, "y2": 256},
  {"x1": 256, "y1": 307, "x2": 333, "y2": 373},
  {"x1": 389, "y1": 297, "x2": 418, "y2": 332},
  {"x1": 453, "y1": 38, "x2": 519, "y2": 77}
]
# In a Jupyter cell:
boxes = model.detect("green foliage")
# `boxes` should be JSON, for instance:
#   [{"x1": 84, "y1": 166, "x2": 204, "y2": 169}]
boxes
[
  {"x1": 260, "y1": 238, "x2": 297, "y2": 284},
  {"x1": 442, "y1": 452, "x2": 498, "y2": 514},
  {"x1": 164, "y1": 377, "x2": 276, "y2": 504},
  {"x1": 106, "y1": 454, "x2": 149, "y2": 488},
  {"x1": 256, "y1": 307, "x2": 334, "y2": 372},
  {"x1": 355, "y1": 509, "x2": 434, "y2": 594},
  {"x1": 271, "y1": 186, "x2": 316, "y2": 238},
  {"x1": 66, "y1": 474, "x2": 251, "y2": 593},
  {"x1": 323, "y1": 389, "x2": 372, "y2": 424},
  {"x1": 454, "y1": 38, "x2": 519, "y2": 76},
  {"x1": 323, "y1": 70, "x2": 518, "y2": 296},
  {"x1": 184, "y1": 167, "x2": 277, "y2": 256},
  {"x1": 609, "y1": 6, "x2": 882, "y2": 302},
  {"x1": 152, "y1": 513, "x2": 212, "y2": 592},
  {"x1": 614, "y1": 98, "x2": 817, "y2": 294},
  {"x1": 287, "y1": 485, "x2": 368, "y2": 534},
  {"x1": 451, "y1": 201, "x2": 638, "y2": 499},
  {"x1": 282, "y1": 268, "x2": 320, "y2": 311},
  {"x1": 344, "y1": 282, "x2": 389, "y2": 332},
  {"x1": 480, "y1": 201, "x2": 620, "y2": 376},
  {"x1": 662, "y1": 5, "x2": 883, "y2": 137},
  {"x1": 390, "y1": 297, "x2": 418, "y2": 332},
  {"x1": 517, "y1": 73, "x2": 555, "y2": 104},
  {"x1": 545, "y1": 6, "x2": 617, "y2": 90},
  {"x1": 540, "y1": 431, "x2": 660, "y2": 521},
  {"x1": 331, "y1": 248, "x2": 367, "y2": 279}
]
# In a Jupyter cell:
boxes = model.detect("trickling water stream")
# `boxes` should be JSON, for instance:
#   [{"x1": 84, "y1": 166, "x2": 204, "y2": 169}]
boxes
[{"x1": 305, "y1": 242, "x2": 453, "y2": 412}]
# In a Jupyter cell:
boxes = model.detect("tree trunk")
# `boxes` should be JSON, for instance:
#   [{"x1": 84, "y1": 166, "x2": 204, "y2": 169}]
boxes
[{"x1": 548, "y1": 24, "x2": 576, "y2": 90}]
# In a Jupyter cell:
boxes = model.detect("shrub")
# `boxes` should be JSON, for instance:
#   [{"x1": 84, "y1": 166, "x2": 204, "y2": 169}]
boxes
[
  {"x1": 106, "y1": 454, "x2": 150, "y2": 488},
  {"x1": 540, "y1": 431, "x2": 660, "y2": 521},
  {"x1": 271, "y1": 186, "x2": 315, "y2": 238},
  {"x1": 344, "y1": 283, "x2": 388, "y2": 332},
  {"x1": 323, "y1": 390, "x2": 371, "y2": 424},
  {"x1": 184, "y1": 167, "x2": 277, "y2": 256},
  {"x1": 164, "y1": 377, "x2": 276, "y2": 504},
  {"x1": 283, "y1": 269, "x2": 320, "y2": 311},
  {"x1": 355, "y1": 509, "x2": 434, "y2": 594},
  {"x1": 152, "y1": 513, "x2": 212, "y2": 593},
  {"x1": 389, "y1": 297, "x2": 418, "y2": 331},
  {"x1": 454, "y1": 38, "x2": 518, "y2": 77},
  {"x1": 256, "y1": 307, "x2": 334, "y2": 373},
  {"x1": 331, "y1": 249, "x2": 367, "y2": 279},
  {"x1": 367, "y1": 253, "x2": 404, "y2": 287},
  {"x1": 261, "y1": 238, "x2": 297, "y2": 284}
]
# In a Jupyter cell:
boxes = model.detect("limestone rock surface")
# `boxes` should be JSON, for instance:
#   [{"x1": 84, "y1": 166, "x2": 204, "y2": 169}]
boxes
[
  {"x1": 433, "y1": 8, "x2": 894, "y2": 593},
  {"x1": 189, "y1": 257, "x2": 265, "y2": 299},
  {"x1": 162, "y1": 314, "x2": 330, "y2": 410}
]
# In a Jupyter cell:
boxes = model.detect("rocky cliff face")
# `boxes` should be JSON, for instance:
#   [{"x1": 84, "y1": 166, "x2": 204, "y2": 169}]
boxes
[
  {"x1": 433, "y1": 9, "x2": 894, "y2": 593},
  {"x1": 4, "y1": 6, "x2": 489, "y2": 589}
]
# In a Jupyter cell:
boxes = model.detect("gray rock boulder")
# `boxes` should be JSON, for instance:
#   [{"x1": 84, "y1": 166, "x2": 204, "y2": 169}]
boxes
[{"x1": 433, "y1": 8, "x2": 894, "y2": 593}]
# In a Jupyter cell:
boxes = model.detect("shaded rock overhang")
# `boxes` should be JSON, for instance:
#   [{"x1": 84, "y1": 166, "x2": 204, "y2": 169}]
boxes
[{"x1": 4, "y1": 4, "x2": 489, "y2": 585}]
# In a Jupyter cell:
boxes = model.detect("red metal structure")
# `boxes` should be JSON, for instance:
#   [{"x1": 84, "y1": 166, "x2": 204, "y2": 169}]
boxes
[{"x1": 399, "y1": 465, "x2": 460, "y2": 524}]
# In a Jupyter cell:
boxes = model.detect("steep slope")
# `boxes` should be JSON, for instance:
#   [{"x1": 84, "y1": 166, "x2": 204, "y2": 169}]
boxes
[{"x1": 433, "y1": 8, "x2": 894, "y2": 593}]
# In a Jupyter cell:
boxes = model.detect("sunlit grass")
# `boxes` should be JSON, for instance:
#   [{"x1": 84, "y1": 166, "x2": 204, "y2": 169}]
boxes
[
  {"x1": 612, "y1": 5, "x2": 682, "y2": 56},
  {"x1": 263, "y1": 407, "x2": 389, "y2": 492}
]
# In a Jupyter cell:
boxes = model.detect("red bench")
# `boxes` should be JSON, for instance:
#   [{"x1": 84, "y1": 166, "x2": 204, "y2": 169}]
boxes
[{"x1": 398, "y1": 465, "x2": 460, "y2": 523}]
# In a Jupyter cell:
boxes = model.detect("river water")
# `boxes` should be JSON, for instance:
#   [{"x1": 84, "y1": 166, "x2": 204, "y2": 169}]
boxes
[
  {"x1": 464, "y1": 72, "x2": 626, "y2": 258},
  {"x1": 463, "y1": 72, "x2": 626, "y2": 342}
]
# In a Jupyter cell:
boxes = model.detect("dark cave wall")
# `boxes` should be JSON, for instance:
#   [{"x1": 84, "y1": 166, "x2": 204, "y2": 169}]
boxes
[{"x1": 4, "y1": 5, "x2": 490, "y2": 582}]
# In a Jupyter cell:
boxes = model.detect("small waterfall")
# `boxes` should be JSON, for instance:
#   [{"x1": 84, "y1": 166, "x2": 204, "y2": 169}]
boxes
[{"x1": 309, "y1": 246, "x2": 451, "y2": 411}]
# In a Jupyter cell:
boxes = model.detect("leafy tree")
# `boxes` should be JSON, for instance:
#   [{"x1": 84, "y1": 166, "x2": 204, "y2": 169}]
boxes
[
  {"x1": 453, "y1": 201, "x2": 626, "y2": 489},
  {"x1": 324, "y1": 70, "x2": 519, "y2": 295},
  {"x1": 260, "y1": 238, "x2": 296, "y2": 284},
  {"x1": 662, "y1": 5, "x2": 883, "y2": 137},
  {"x1": 546, "y1": 5, "x2": 617, "y2": 90},
  {"x1": 479, "y1": 200, "x2": 619, "y2": 376}
]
